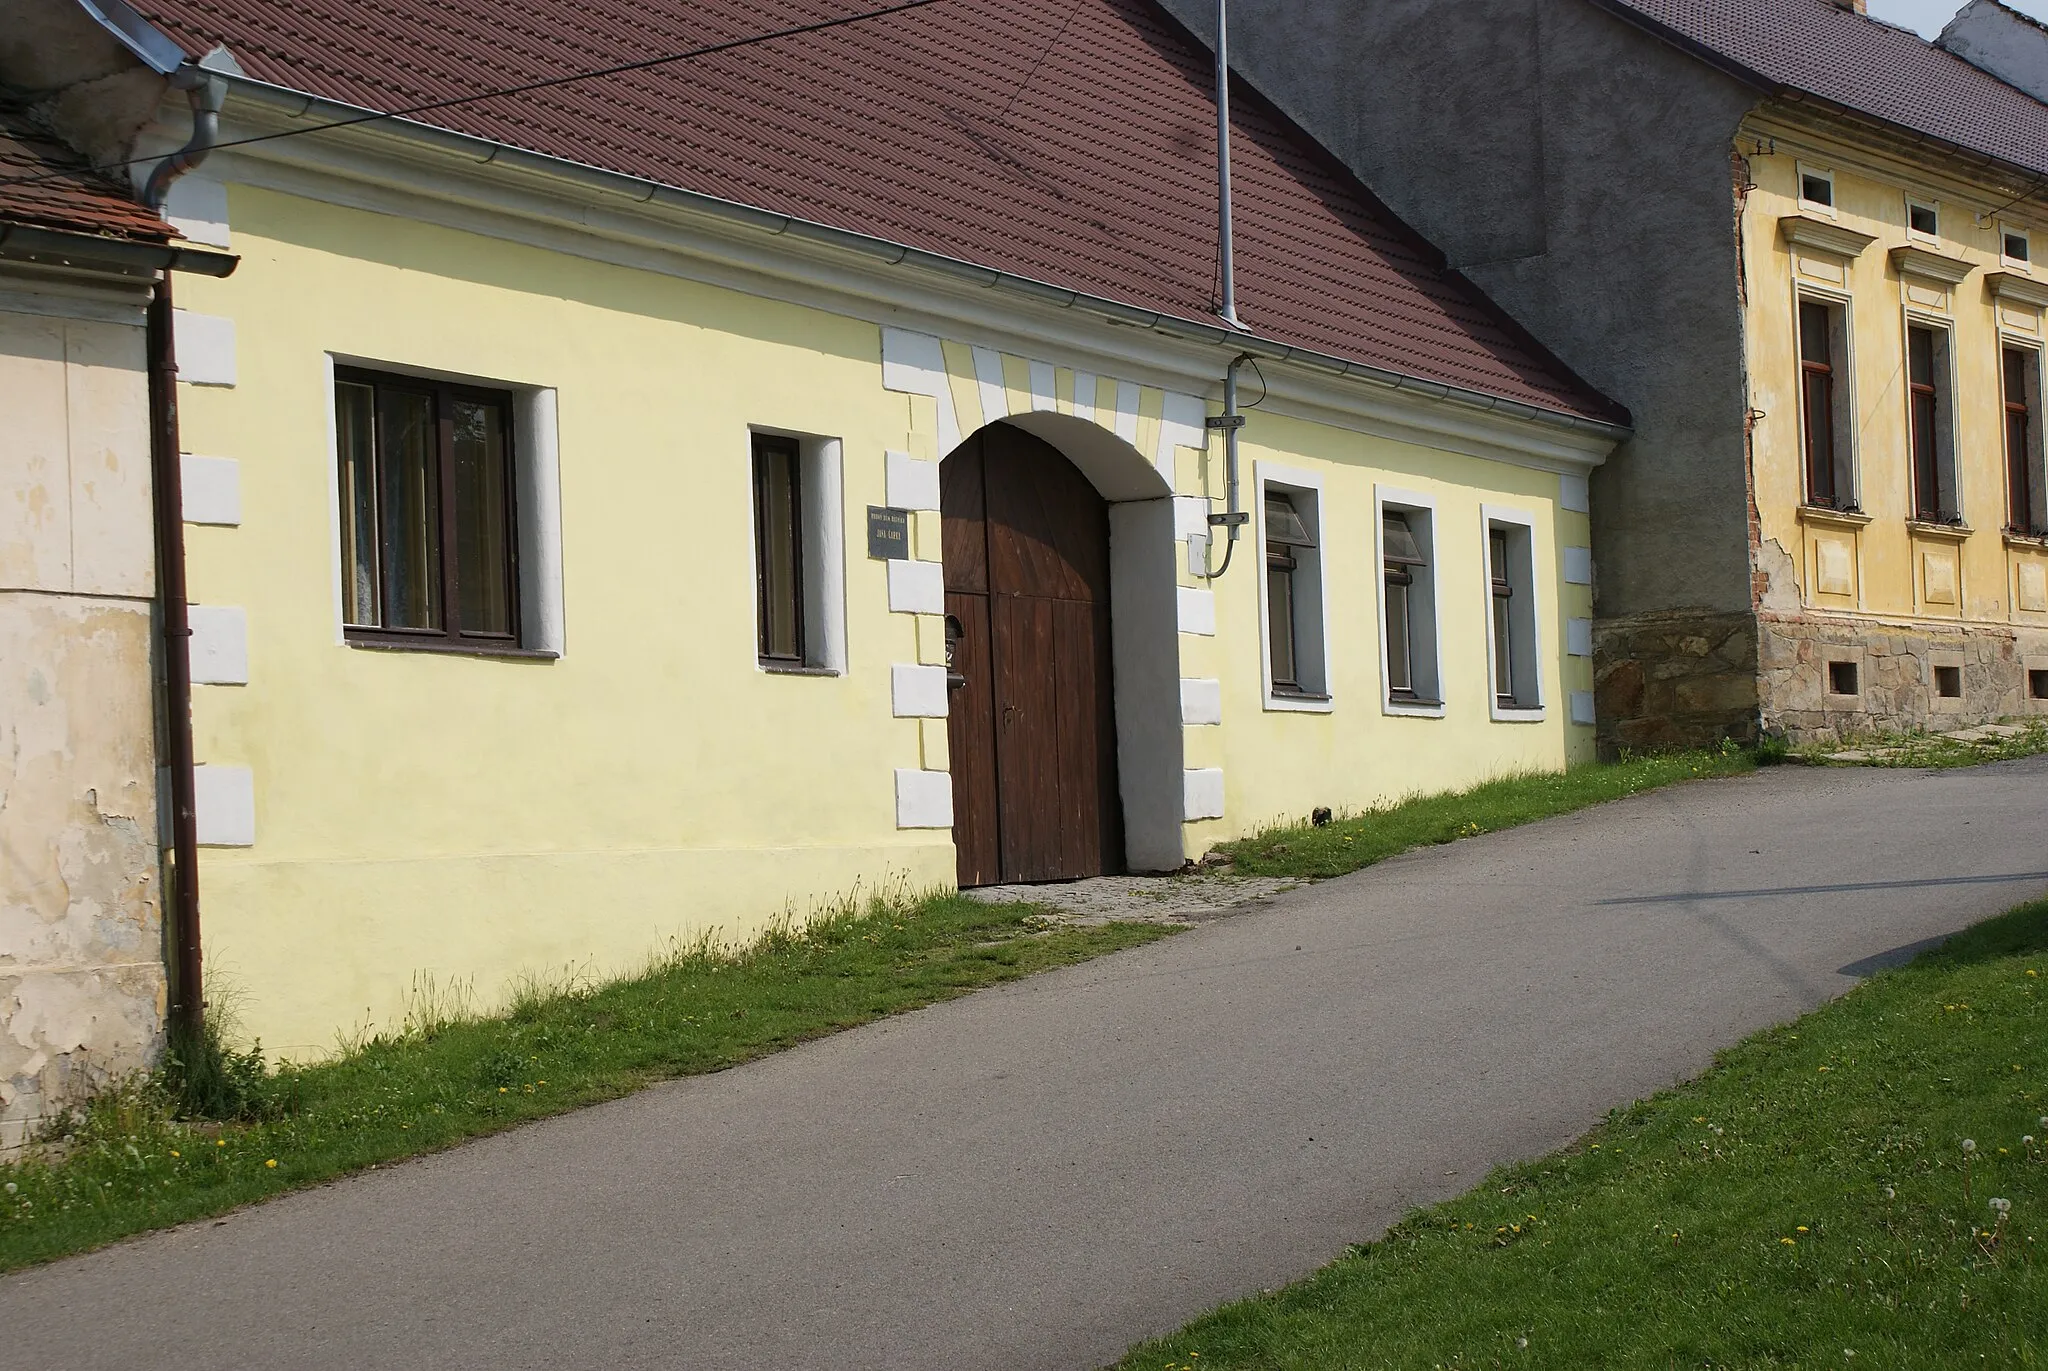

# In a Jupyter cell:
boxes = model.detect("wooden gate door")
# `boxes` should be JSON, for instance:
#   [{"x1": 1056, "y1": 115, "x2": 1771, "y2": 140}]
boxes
[{"x1": 943, "y1": 424, "x2": 1122, "y2": 887}]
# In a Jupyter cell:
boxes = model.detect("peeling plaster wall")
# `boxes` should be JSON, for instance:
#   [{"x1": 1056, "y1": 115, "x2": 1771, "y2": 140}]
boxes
[{"x1": 0, "y1": 284, "x2": 164, "y2": 1153}]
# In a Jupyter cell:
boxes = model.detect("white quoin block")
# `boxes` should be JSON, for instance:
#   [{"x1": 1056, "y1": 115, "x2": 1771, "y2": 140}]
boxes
[
  {"x1": 1160, "y1": 391, "x2": 1207, "y2": 453},
  {"x1": 891, "y1": 663, "x2": 950, "y2": 718},
  {"x1": 1180, "y1": 678, "x2": 1223, "y2": 726},
  {"x1": 172, "y1": 309, "x2": 236, "y2": 386},
  {"x1": 1173, "y1": 495, "x2": 1214, "y2": 541},
  {"x1": 1570, "y1": 691, "x2": 1598, "y2": 726},
  {"x1": 1559, "y1": 472, "x2": 1591, "y2": 513},
  {"x1": 1176, "y1": 586, "x2": 1216, "y2": 636},
  {"x1": 181, "y1": 455, "x2": 241, "y2": 525},
  {"x1": 1567, "y1": 617, "x2": 1594, "y2": 658},
  {"x1": 885, "y1": 450, "x2": 940, "y2": 511},
  {"x1": 895, "y1": 769, "x2": 954, "y2": 829},
  {"x1": 1183, "y1": 769, "x2": 1226, "y2": 821},
  {"x1": 887, "y1": 559, "x2": 946, "y2": 615},
  {"x1": 187, "y1": 605, "x2": 249, "y2": 685},
  {"x1": 193, "y1": 764, "x2": 255, "y2": 846},
  {"x1": 1563, "y1": 547, "x2": 1594, "y2": 586},
  {"x1": 163, "y1": 174, "x2": 230, "y2": 248}
]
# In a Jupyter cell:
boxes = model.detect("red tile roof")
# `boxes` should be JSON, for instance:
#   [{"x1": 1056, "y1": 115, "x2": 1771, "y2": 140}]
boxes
[
  {"x1": 128, "y1": 0, "x2": 1626, "y2": 426},
  {"x1": 1601, "y1": 0, "x2": 2048, "y2": 178},
  {"x1": 1, "y1": 102, "x2": 169, "y2": 241}
]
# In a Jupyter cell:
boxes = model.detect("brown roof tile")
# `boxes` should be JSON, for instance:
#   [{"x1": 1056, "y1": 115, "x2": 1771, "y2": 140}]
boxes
[
  {"x1": 1602, "y1": 0, "x2": 2048, "y2": 178},
  {"x1": 130, "y1": 0, "x2": 1625, "y2": 425},
  {"x1": 0, "y1": 102, "x2": 168, "y2": 242}
]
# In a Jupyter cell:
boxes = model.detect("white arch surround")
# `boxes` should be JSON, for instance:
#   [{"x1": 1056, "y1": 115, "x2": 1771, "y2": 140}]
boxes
[{"x1": 945, "y1": 419, "x2": 1187, "y2": 873}]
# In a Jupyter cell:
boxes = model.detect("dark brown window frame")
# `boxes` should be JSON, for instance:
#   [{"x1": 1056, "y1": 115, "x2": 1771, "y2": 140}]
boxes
[
  {"x1": 1799, "y1": 299, "x2": 1851, "y2": 511},
  {"x1": 1382, "y1": 510, "x2": 1431, "y2": 706},
  {"x1": 1489, "y1": 527, "x2": 1515, "y2": 706},
  {"x1": 1907, "y1": 324, "x2": 1956, "y2": 524},
  {"x1": 752, "y1": 433, "x2": 807, "y2": 668},
  {"x1": 335, "y1": 366, "x2": 523, "y2": 653},
  {"x1": 2005, "y1": 345, "x2": 2043, "y2": 536}
]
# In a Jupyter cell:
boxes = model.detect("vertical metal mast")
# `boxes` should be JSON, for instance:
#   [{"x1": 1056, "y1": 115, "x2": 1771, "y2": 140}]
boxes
[{"x1": 1215, "y1": 0, "x2": 1241, "y2": 329}]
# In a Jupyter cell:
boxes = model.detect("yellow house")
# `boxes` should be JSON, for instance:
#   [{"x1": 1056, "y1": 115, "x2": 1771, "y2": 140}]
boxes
[
  {"x1": 65, "y1": 0, "x2": 1626, "y2": 1055},
  {"x1": 1743, "y1": 108, "x2": 2048, "y2": 729}
]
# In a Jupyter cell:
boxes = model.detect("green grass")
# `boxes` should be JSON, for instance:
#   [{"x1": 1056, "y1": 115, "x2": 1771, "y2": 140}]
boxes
[
  {"x1": 1218, "y1": 748, "x2": 1759, "y2": 880},
  {"x1": 1802, "y1": 720, "x2": 2048, "y2": 770},
  {"x1": 1118, "y1": 899, "x2": 2048, "y2": 1371},
  {"x1": 0, "y1": 893, "x2": 1171, "y2": 1272}
]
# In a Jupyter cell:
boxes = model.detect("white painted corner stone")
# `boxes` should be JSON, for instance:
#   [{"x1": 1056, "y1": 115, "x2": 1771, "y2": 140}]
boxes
[
  {"x1": 1028, "y1": 360, "x2": 1057, "y2": 413},
  {"x1": 1113, "y1": 380, "x2": 1141, "y2": 445},
  {"x1": 1173, "y1": 495, "x2": 1213, "y2": 541},
  {"x1": 885, "y1": 450, "x2": 940, "y2": 511},
  {"x1": 193, "y1": 764, "x2": 255, "y2": 846},
  {"x1": 879, "y1": 327, "x2": 960, "y2": 453},
  {"x1": 1176, "y1": 586, "x2": 1216, "y2": 637},
  {"x1": 181, "y1": 455, "x2": 241, "y2": 525},
  {"x1": 971, "y1": 345, "x2": 1008, "y2": 427},
  {"x1": 1570, "y1": 691, "x2": 1598, "y2": 726},
  {"x1": 1179, "y1": 678, "x2": 1222, "y2": 726},
  {"x1": 1183, "y1": 768, "x2": 1225, "y2": 821},
  {"x1": 891, "y1": 663, "x2": 950, "y2": 718},
  {"x1": 172, "y1": 309, "x2": 236, "y2": 386},
  {"x1": 1567, "y1": 617, "x2": 1594, "y2": 658},
  {"x1": 1559, "y1": 472, "x2": 1591, "y2": 513},
  {"x1": 887, "y1": 559, "x2": 946, "y2": 616},
  {"x1": 188, "y1": 605, "x2": 249, "y2": 685},
  {"x1": 1563, "y1": 546, "x2": 1594, "y2": 586},
  {"x1": 1070, "y1": 370, "x2": 1097, "y2": 424},
  {"x1": 1160, "y1": 391, "x2": 1206, "y2": 454},
  {"x1": 163, "y1": 174, "x2": 230, "y2": 248},
  {"x1": 894, "y1": 769, "x2": 953, "y2": 829}
]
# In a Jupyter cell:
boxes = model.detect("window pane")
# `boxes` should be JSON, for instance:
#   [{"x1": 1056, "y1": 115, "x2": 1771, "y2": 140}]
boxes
[
  {"x1": 755, "y1": 442, "x2": 803, "y2": 661},
  {"x1": 1493, "y1": 592, "x2": 1514, "y2": 701},
  {"x1": 336, "y1": 381, "x2": 379, "y2": 626},
  {"x1": 1799, "y1": 302, "x2": 1832, "y2": 367},
  {"x1": 2008, "y1": 348, "x2": 2038, "y2": 532},
  {"x1": 452, "y1": 398, "x2": 515, "y2": 636},
  {"x1": 1385, "y1": 577, "x2": 1412, "y2": 695},
  {"x1": 378, "y1": 389, "x2": 441, "y2": 630},
  {"x1": 1802, "y1": 369, "x2": 1835, "y2": 505},
  {"x1": 1267, "y1": 562, "x2": 1296, "y2": 687}
]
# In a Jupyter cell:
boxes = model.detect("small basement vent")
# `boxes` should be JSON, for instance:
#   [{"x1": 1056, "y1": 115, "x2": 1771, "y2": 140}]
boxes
[{"x1": 1827, "y1": 660, "x2": 1860, "y2": 696}]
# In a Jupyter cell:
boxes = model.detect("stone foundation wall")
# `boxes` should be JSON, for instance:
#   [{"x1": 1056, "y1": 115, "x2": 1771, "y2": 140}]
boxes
[
  {"x1": 1758, "y1": 613, "x2": 2048, "y2": 744},
  {"x1": 1593, "y1": 609, "x2": 1761, "y2": 753}
]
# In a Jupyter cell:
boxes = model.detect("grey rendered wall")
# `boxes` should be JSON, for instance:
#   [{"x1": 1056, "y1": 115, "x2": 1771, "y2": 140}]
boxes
[{"x1": 1159, "y1": 0, "x2": 1768, "y2": 743}]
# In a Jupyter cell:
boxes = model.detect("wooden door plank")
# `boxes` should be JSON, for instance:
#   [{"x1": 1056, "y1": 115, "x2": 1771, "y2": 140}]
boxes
[
  {"x1": 992, "y1": 593, "x2": 1062, "y2": 882},
  {"x1": 945, "y1": 589, "x2": 1001, "y2": 887}
]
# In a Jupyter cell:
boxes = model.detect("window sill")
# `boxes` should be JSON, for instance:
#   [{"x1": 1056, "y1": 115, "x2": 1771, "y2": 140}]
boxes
[
  {"x1": 1383, "y1": 696, "x2": 1446, "y2": 719},
  {"x1": 1264, "y1": 688, "x2": 1333, "y2": 714},
  {"x1": 759, "y1": 662, "x2": 843, "y2": 677},
  {"x1": 345, "y1": 635, "x2": 558, "y2": 661},
  {"x1": 1906, "y1": 519, "x2": 1972, "y2": 542},
  {"x1": 2004, "y1": 529, "x2": 2048, "y2": 550},
  {"x1": 1489, "y1": 702, "x2": 1548, "y2": 723},
  {"x1": 1797, "y1": 504, "x2": 1873, "y2": 531}
]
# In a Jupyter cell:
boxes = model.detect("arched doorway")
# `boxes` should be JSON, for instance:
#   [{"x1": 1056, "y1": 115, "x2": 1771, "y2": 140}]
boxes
[{"x1": 943, "y1": 423, "x2": 1123, "y2": 886}]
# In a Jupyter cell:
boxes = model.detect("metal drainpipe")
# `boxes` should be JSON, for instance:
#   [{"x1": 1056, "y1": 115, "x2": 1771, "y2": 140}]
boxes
[
  {"x1": 143, "y1": 63, "x2": 226, "y2": 1039},
  {"x1": 1214, "y1": 0, "x2": 1241, "y2": 331},
  {"x1": 1199, "y1": 353, "x2": 1254, "y2": 580}
]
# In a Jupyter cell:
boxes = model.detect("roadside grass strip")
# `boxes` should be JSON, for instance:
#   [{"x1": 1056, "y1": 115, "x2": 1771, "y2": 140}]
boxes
[
  {"x1": 1220, "y1": 748, "x2": 1758, "y2": 880},
  {"x1": 1118, "y1": 898, "x2": 2048, "y2": 1370},
  {"x1": 1803, "y1": 720, "x2": 2048, "y2": 770},
  {"x1": 0, "y1": 894, "x2": 1170, "y2": 1272}
]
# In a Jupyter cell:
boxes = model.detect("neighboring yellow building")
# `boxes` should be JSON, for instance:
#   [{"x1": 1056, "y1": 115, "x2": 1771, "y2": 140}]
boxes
[
  {"x1": 82, "y1": 0, "x2": 1625, "y2": 1055},
  {"x1": 1742, "y1": 105, "x2": 2048, "y2": 730}
]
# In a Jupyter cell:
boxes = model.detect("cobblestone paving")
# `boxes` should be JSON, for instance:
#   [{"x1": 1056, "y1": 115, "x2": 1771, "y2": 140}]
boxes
[{"x1": 964, "y1": 871, "x2": 1304, "y2": 926}]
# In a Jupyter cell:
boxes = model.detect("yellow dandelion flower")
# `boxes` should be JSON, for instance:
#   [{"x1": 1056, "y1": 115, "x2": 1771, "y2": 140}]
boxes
[
  {"x1": 169, "y1": 1150, "x2": 181, "y2": 1159},
  {"x1": 265, "y1": 1159, "x2": 277, "y2": 1169}
]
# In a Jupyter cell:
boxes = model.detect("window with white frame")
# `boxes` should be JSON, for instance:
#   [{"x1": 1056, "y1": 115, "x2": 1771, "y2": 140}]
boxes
[
  {"x1": 1907, "y1": 197, "x2": 1939, "y2": 241},
  {"x1": 1258, "y1": 467, "x2": 1329, "y2": 706},
  {"x1": 1378, "y1": 490, "x2": 1441, "y2": 712},
  {"x1": 1796, "y1": 295, "x2": 1857, "y2": 510},
  {"x1": 1798, "y1": 164, "x2": 1835, "y2": 213},
  {"x1": 331, "y1": 360, "x2": 563, "y2": 656},
  {"x1": 2003, "y1": 223, "x2": 2032, "y2": 269},
  {"x1": 1483, "y1": 509, "x2": 1542, "y2": 717},
  {"x1": 750, "y1": 429, "x2": 846, "y2": 674},
  {"x1": 1905, "y1": 321, "x2": 1959, "y2": 524}
]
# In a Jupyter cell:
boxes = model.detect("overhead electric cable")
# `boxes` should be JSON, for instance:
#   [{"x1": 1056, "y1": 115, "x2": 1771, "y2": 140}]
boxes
[{"x1": 0, "y1": 0, "x2": 945, "y2": 191}]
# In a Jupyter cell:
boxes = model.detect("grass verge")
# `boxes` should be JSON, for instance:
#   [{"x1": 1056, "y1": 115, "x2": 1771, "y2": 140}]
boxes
[
  {"x1": 1802, "y1": 719, "x2": 2048, "y2": 770},
  {"x1": 1117, "y1": 898, "x2": 2048, "y2": 1370},
  {"x1": 1218, "y1": 747, "x2": 1759, "y2": 880},
  {"x1": 0, "y1": 894, "x2": 1170, "y2": 1273}
]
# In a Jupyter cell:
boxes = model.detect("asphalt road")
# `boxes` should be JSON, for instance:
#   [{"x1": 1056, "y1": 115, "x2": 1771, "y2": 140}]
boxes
[{"x1": 6, "y1": 758, "x2": 2047, "y2": 1370}]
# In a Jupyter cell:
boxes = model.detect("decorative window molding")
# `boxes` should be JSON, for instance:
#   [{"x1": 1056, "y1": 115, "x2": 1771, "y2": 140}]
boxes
[
  {"x1": 2004, "y1": 342, "x2": 2047, "y2": 536},
  {"x1": 1989, "y1": 271, "x2": 2048, "y2": 309},
  {"x1": 1890, "y1": 244, "x2": 1972, "y2": 287},
  {"x1": 1796, "y1": 163, "x2": 1837, "y2": 215},
  {"x1": 1377, "y1": 485, "x2": 1442, "y2": 717},
  {"x1": 1481, "y1": 505, "x2": 1544, "y2": 721},
  {"x1": 1779, "y1": 215, "x2": 1876, "y2": 260},
  {"x1": 749, "y1": 427, "x2": 846, "y2": 675},
  {"x1": 1906, "y1": 196, "x2": 1940, "y2": 244},
  {"x1": 1256, "y1": 463, "x2": 1332, "y2": 712},
  {"x1": 2001, "y1": 223, "x2": 2032, "y2": 271}
]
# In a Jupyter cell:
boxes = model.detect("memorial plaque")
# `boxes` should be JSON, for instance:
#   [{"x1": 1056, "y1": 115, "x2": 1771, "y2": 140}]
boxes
[{"x1": 867, "y1": 505, "x2": 911, "y2": 560}]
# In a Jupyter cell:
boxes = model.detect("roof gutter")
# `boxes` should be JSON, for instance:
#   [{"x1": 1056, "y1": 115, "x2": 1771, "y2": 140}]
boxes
[
  {"x1": 0, "y1": 221, "x2": 237, "y2": 275},
  {"x1": 216, "y1": 73, "x2": 1631, "y2": 442}
]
